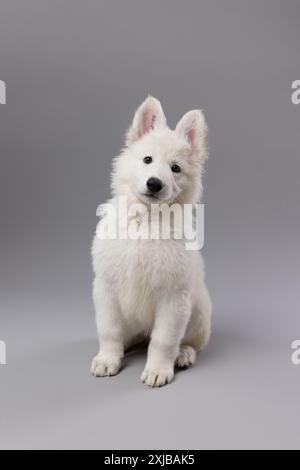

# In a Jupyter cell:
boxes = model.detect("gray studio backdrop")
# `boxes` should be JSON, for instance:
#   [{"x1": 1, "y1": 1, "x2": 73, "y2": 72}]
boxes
[{"x1": 0, "y1": 0, "x2": 299, "y2": 449}]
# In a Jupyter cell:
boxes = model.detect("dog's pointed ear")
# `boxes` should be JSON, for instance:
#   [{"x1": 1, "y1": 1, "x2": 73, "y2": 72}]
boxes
[
  {"x1": 125, "y1": 96, "x2": 167, "y2": 146},
  {"x1": 175, "y1": 110, "x2": 208, "y2": 159}
]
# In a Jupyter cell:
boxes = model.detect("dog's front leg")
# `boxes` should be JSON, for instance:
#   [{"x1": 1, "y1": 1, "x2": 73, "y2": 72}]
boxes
[
  {"x1": 141, "y1": 291, "x2": 191, "y2": 387},
  {"x1": 91, "y1": 280, "x2": 124, "y2": 377}
]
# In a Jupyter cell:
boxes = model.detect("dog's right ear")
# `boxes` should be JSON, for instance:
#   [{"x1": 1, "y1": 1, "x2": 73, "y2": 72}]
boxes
[{"x1": 125, "y1": 96, "x2": 167, "y2": 146}]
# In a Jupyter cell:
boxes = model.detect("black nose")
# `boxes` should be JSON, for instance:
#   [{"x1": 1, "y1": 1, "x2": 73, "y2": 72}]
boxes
[{"x1": 146, "y1": 177, "x2": 163, "y2": 193}]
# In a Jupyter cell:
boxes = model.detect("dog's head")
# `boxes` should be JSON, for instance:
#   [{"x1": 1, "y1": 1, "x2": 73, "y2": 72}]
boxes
[{"x1": 112, "y1": 96, "x2": 208, "y2": 205}]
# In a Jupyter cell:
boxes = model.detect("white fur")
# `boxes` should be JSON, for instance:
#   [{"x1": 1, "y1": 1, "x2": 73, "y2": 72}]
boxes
[{"x1": 91, "y1": 96, "x2": 212, "y2": 387}]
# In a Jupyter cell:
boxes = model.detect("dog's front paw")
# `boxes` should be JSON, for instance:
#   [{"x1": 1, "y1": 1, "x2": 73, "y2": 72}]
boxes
[
  {"x1": 141, "y1": 366, "x2": 174, "y2": 387},
  {"x1": 91, "y1": 354, "x2": 121, "y2": 377},
  {"x1": 175, "y1": 345, "x2": 196, "y2": 368}
]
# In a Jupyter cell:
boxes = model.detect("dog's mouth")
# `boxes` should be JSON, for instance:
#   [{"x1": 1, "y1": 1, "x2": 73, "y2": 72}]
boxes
[
  {"x1": 141, "y1": 192, "x2": 170, "y2": 204},
  {"x1": 140, "y1": 191, "x2": 176, "y2": 205},
  {"x1": 143, "y1": 192, "x2": 159, "y2": 200}
]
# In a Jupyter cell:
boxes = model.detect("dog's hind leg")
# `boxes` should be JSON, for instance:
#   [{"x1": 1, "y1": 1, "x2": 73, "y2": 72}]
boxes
[
  {"x1": 176, "y1": 284, "x2": 212, "y2": 368},
  {"x1": 175, "y1": 344, "x2": 197, "y2": 368}
]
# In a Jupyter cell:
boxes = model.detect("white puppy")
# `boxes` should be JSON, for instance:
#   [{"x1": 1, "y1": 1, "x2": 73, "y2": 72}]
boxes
[{"x1": 91, "y1": 96, "x2": 212, "y2": 387}]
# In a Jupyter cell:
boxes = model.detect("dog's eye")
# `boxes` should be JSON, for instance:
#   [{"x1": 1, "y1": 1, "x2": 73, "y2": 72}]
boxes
[
  {"x1": 143, "y1": 156, "x2": 153, "y2": 164},
  {"x1": 171, "y1": 164, "x2": 181, "y2": 173}
]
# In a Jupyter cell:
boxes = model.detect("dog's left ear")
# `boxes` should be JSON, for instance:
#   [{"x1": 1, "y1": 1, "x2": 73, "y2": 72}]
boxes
[
  {"x1": 125, "y1": 96, "x2": 167, "y2": 146},
  {"x1": 175, "y1": 110, "x2": 208, "y2": 160}
]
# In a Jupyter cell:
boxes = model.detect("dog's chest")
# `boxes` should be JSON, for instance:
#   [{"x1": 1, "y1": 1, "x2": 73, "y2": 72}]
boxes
[
  {"x1": 94, "y1": 236, "x2": 190, "y2": 320},
  {"x1": 108, "y1": 238, "x2": 187, "y2": 285},
  {"x1": 113, "y1": 238, "x2": 188, "y2": 326}
]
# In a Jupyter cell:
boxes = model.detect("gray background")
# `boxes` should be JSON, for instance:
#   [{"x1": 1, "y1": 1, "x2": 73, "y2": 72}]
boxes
[{"x1": 0, "y1": 0, "x2": 299, "y2": 450}]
